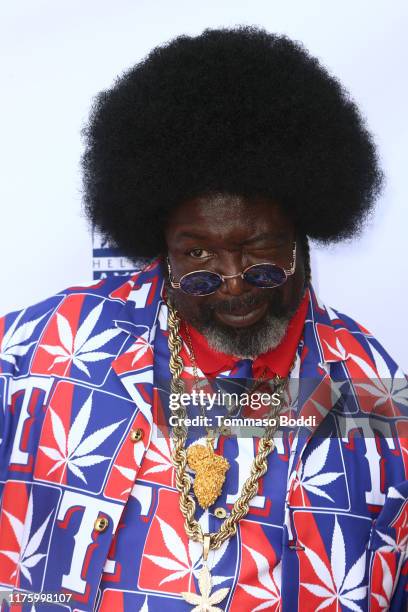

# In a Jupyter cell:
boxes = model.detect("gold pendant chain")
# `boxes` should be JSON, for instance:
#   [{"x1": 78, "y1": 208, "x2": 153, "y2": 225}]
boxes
[{"x1": 167, "y1": 302, "x2": 290, "y2": 553}]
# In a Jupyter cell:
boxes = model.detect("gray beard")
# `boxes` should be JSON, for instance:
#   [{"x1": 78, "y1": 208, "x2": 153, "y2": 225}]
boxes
[
  {"x1": 166, "y1": 282, "x2": 298, "y2": 360},
  {"x1": 197, "y1": 310, "x2": 292, "y2": 359}
]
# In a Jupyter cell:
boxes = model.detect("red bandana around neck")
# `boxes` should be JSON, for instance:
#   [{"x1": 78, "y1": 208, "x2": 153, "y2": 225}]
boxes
[{"x1": 179, "y1": 291, "x2": 309, "y2": 379}]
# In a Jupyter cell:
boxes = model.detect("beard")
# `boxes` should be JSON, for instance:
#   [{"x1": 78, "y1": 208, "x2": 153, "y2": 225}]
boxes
[{"x1": 167, "y1": 284, "x2": 302, "y2": 360}]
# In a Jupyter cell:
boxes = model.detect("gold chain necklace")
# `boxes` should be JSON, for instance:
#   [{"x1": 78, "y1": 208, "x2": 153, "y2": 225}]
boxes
[
  {"x1": 167, "y1": 302, "x2": 290, "y2": 609},
  {"x1": 184, "y1": 320, "x2": 279, "y2": 509}
]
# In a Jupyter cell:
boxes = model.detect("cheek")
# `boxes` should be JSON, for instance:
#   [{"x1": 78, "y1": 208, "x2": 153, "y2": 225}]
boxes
[
  {"x1": 172, "y1": 291, "x2": 208, "y2": 319},
  {"x1": 282, "y1": 269, "x2": 305, "y2": 307}
]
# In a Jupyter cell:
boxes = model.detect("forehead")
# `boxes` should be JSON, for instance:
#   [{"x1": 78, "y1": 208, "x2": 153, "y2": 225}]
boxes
[{"x1": 165, "y1": 194, "x2": 293, "y2": 242}]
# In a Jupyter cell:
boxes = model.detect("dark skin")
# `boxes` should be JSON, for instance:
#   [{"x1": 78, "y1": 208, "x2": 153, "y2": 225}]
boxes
[{"x1": 165, "y1": 194, "x2": 305, "y2": 331}]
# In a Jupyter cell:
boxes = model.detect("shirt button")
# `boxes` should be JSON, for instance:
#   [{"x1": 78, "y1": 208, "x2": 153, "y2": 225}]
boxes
[
  {"x1": 130, "y1": 428, "x2": 144, "y2": 442},
  {"x1": 214, "y1": 507, "x2": 227, "y2": 519},
  {"x1": 94, "y1": 516, "x2": 109, "y2": 532}
]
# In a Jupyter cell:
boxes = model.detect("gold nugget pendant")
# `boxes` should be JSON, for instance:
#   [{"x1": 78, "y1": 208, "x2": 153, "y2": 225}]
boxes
[{"x1": 186, "y1": 440, "x2": 230, "y2": 509}]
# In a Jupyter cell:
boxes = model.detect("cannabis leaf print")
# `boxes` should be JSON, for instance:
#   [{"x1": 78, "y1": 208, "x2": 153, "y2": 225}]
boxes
[
  {"x1": 350, "y1": 344, "x2": 408, "y2": 412},
  {"x1": 377, "y1": 523, "x2": 408, "y2": 556},
  {"x1": 181, "y1": 565, "x2": 229, "y2": 611},
  {"x1": 301, "y1": 516, "x2": 367, "y2": 611},
  {"x1": 2, "y1": 266, "x2": 407, "y2": 611},
  {"x1": 40, "y1": 301, "x2": 121, "y2": 376},
  {"x1": 294, "y1": 438, "x2": 343, "y2": 504},
  {"x1": 113, "y1": 423, "x2": 173, "y2": 496},
  {"x1": 371, "y1": 508, "x2": 408, "y2": 609},
  {"x1": 144, "y1": 516, "x2": 230, "y2": 589},
  {"x1": 144, "y1": 517, "x2": 203, "y2": 587},
  {"x1": 371, "y1": 553, "x2": 395, "y2": 611},
  {"x1": 126, "y1": 329, "x2": 154, "y2": 366},
  {"x1": 239, "y1": 545, "x2": 281, "y2": 610},
  {"x1": 39, "y1": 393, "x2": 125, "y2": 483},
  {"x1": 143, "y1": 423, "x2": 173, "y2": 476},
  {"x1": 323, "y1": 338, "x2": 348, "y2": 361},
  {"x1": 0, "y1": 309, "x2": 49, "y2": 370},
  {"x1": 138, "y1": 597, "x2": 149, "y2": 612},
  {"x1": 0, "y1": 491, "x2": 52, "y2": 585}
]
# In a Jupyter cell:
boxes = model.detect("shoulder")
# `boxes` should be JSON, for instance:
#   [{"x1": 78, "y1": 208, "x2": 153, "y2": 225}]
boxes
[
  {"x1": 308, "y1": 287, "x2": 405, "y2": 378},
  {"x1": 326, "y1": 303, "x2": 404, "y2": 377},
  {"x1": 0, "y1": 274, "x2": 138, "y2": 377}
]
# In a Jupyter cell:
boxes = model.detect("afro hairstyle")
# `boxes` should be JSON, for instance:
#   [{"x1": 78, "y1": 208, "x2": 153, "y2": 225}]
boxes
[{"x1": 82, "y1": 26, "x2": 383, "y2": 259}]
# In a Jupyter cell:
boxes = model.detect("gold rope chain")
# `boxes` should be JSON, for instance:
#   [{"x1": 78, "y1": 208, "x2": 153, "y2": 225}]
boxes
[{"x1": 167, "y1": 302, "x2": 290, "y2": 552}]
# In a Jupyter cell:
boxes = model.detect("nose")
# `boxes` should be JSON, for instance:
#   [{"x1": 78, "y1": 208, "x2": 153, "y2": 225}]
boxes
[{"x1": 217, "y1": 253, "x2": 251, "y2": 297}]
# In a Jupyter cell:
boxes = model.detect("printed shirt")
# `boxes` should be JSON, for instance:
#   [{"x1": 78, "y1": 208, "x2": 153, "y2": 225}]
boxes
[{"x1": 0, "y1": 259, "x2": 407, "y2": 612}]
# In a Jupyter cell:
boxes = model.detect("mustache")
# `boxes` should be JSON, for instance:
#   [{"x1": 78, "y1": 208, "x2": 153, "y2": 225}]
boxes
[
  {"x1": 165, "y1": 279, "x2": 292, "y2": 326},
  {"x1": 206, "y1": 294, "x2": 267, "y2": 314},
  {"x1": 200, "y1": 290, "x2": 286, "y2": 317}
]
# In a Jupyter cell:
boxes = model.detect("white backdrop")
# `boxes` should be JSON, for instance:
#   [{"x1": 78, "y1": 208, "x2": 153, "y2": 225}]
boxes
[{"x1": 1, "y1": 0, "x2": 407, "y2": 370}]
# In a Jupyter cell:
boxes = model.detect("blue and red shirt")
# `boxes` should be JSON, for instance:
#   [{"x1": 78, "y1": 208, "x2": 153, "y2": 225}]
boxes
[{"x1": 0, "y1": 259, "x2": 407, "y2": 611}]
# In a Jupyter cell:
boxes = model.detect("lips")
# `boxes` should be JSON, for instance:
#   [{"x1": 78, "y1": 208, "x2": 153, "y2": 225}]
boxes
[{"x1": 214, "y1": 302, "x2": 268, "y2": 328}]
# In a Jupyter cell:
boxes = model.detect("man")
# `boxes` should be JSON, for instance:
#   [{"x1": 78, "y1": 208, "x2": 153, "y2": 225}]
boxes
[{"x1": 0, "y1": 27, "x2": 407, "y2": 611}]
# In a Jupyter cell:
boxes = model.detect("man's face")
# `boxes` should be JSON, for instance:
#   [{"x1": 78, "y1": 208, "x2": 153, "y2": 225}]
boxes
[{"x1": 165, "y1": 194, "x2": 306, "y2": 358}]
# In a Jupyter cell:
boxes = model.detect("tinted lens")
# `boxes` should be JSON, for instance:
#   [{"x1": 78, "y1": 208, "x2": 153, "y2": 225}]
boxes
[
  {"x1": 179, "y1": 271, "x2": 222, "y2": 295},
  {"x1": 243, "y1": 264, "x2": 287, "y2": 287}
]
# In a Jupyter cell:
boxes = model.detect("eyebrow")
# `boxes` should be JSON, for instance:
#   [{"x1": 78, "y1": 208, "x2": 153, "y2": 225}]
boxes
[
  {"x1": 241, "y1": 232, "x2": 287, "y2": 245},
  {"x1": 176, "y1": 231, "x2": 209, "y2": 240},
  {"x1": 176, "y1": 231, "x2": 287, "y2": 243}
]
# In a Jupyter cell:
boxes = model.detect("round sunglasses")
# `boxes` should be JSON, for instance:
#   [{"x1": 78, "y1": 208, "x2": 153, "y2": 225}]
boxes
[{"x1": 167, "y1": 243, "x2": 296, "y2": 296}]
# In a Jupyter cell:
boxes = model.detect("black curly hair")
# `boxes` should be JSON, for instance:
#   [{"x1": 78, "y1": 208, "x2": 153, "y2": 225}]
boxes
[{"x1": 82, "y1": 26, "x2": 383, "y2": 260}]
